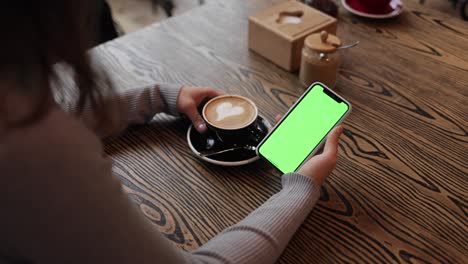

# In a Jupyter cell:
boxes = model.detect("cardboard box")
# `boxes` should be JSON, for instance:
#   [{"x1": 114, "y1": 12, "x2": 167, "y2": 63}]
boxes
[{"x1": 248, "y1": 1, "x2": 337, "y2": 72}]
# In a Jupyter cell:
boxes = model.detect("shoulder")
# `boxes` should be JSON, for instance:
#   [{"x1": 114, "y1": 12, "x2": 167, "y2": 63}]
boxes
[
  {"x1": 0, "y1": 105, "x2": 108, "y2": 184},
  {"x1": 3, "y1": 105, "x2": 102, "y2": 158},
  {"x1": 0, "y1": 104, "x2": 120, "y2": 216}
]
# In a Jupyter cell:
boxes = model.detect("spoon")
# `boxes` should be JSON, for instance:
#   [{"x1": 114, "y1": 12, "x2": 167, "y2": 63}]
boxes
[
  {"x1": 336, "y1": 41, "x2": 360, "y2": 50},
  {"x1": 200, "y1": 145, "x2": 257, "y2": 157},
  {"x1": 320, "y1": 41, "x2": 360, "y2": 61}
]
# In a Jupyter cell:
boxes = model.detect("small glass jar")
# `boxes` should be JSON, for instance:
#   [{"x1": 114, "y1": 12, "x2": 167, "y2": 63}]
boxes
[{"x1": 299, "y1": 31, "x2": 342, "y2": 88}]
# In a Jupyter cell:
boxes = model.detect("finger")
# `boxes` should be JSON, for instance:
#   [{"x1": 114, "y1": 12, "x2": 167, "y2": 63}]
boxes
[
  {"x1": 184, "y1": 102, "x2": 208, "y2": 133},
  {"x1": 202, "y1": 87, "x2": 225, "y2": 99},
  {"x1": 323, "y1": 125, "x2": 343, "y2": 156},
  {"x1": 274, "y1": 114, "x2": 283, "y2": 124},
  {"x1": 268, "y1": 115, "x2": 283, "y2": 132}
]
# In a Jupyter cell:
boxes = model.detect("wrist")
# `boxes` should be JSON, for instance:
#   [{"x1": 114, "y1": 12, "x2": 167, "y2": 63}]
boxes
[
  {"x1": 282, "y1": 173, "x2": 320, "y2": 193},
  {"x1": 281, "y1": 172, "x2": 321, "y2": 208},
  {"x1": 158, "y1": 83, "x2": 183, "y2": 116}
]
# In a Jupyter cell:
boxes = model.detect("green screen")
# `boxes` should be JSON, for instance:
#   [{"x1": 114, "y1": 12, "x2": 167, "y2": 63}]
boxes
[{"x1": 259, "y1": 84, "x2": 349, "y2": 173}]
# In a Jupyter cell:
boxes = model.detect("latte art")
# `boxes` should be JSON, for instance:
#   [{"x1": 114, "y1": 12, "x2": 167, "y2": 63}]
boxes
[
  {"x1": 215, "y1": 102, "x2": 245, "y2": 122},
  {"x1": 204, "y1": 96, "x2": 257, "y2": 130}
]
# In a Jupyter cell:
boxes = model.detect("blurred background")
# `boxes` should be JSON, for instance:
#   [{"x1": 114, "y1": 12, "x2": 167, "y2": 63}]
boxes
[
  {"x1": 107, "y1": 0, "x2": 459, "y2": 35},
  {"x1": 108, "y1": 0, "x2": 208, "y2": 34}
]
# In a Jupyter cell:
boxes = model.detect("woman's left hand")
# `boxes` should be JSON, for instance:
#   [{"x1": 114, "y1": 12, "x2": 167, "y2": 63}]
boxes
[{"x1": 176, "y1": 86, "x2": 225, "y2": 133}]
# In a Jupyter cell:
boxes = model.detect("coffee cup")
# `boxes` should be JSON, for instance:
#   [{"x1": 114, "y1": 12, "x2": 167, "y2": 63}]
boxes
[{"x1": 202, "y1": 95, "x2": 263, "y2": 144}]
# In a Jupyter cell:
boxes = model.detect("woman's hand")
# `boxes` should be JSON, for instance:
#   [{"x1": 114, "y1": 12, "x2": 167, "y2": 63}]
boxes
[
  {"x1": 176, "y1": 86, "x2": 224, "y2": 133},
  {"x1": 298, "y1": 126, "x2": 343, "y2": 185},
  {"x1": 272, "y1": 115, "x2": 343, "y2": 184}
]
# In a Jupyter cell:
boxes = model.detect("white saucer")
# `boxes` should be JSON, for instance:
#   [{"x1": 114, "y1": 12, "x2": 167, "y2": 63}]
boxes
[
  {"x1": 187, "y1": 115, "x2": 271, "y2": 166},
  {"x1": 342, "y1": 0, "x2": 404, "y2": 19}
]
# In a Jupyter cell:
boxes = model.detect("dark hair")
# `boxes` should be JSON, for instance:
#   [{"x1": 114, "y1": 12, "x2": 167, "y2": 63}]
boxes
[{"x1": 0, "y1": 1, "x2": 107, "y2": 125}]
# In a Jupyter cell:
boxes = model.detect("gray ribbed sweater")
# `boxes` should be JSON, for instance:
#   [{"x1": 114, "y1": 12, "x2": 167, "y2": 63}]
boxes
[{"x1": 0, "y1": 84, "x2": 320, "y2": 263}]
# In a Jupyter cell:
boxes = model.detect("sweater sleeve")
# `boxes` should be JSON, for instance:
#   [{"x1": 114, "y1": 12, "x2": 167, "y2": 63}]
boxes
[
  {"x1": 0, "y1": 108, "x2": 321, "y2": 264},
  {"x1": 59, "y1": 83, "x2": 182, "y2": 138},
  {"x1": 184, "y1": 172, "x2": 320, "y2": 263}
]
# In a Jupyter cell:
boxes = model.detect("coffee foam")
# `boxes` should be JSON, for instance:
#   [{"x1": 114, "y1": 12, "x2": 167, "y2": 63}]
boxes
[{"x1": 204, "y1": 96, "x2": 257, "y2": 130}]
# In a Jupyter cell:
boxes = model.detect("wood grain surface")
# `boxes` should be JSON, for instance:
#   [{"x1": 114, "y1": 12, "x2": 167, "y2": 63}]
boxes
[{"x1": 93, "y1": 1, "x2": 468, "y2": 263}]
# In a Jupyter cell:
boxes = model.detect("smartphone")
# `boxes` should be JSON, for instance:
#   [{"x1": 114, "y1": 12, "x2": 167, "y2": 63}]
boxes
[{"x1": 257, "y1": 82, "x2": 351, "y2": 174}]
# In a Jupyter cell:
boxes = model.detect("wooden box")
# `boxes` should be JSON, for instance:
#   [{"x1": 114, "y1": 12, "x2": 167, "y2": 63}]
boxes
[{"x1": 248, "y1": 1, "x2": 337, "y2": 72}]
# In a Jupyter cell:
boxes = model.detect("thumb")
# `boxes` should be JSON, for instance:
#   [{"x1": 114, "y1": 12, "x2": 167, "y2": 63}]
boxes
[
  {"x1": 186, "y1": 108, "x2": 208, "y2": 133},
  {"x1": 323, "y1": 125, "x2": 343, "y2": 156}
]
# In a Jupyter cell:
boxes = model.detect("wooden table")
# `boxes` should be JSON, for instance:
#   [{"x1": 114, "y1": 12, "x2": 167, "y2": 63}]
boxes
[{"x1": 92, "y1": 1, "x2": 467, "y2": 263}]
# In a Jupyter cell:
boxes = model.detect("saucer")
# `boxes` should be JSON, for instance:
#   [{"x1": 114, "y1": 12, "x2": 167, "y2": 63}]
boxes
[
  {"x1": 342, "y1": 0, "x2": 403, "y2": 19},
  {"x1": 187, "y1": 115, "x2": 271, "y2": 166}
]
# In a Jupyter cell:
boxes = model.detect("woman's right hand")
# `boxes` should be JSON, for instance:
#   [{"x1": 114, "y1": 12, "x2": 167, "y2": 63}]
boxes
[{"x1": 297, "y1": 126, "x2": 343, "y2": 185}]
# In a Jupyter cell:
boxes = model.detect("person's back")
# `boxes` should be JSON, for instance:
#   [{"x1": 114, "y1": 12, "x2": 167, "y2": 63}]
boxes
[{"x1": 0, "y1": 96, "x2": 189, "y2": 263}]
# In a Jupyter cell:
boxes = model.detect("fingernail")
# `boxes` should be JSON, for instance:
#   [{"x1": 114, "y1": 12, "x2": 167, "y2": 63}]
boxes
[
  {"x1": 337, "y1": 126, "x2": 344, "y2": 134},
  {"x1": 197, "y1": 123, "x2": 207, "y2": 133}
]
